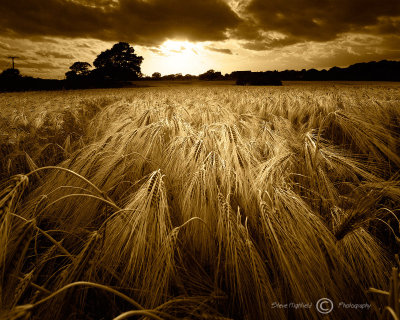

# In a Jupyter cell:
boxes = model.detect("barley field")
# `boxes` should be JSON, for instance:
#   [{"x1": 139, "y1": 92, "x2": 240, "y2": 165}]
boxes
[{"x1": 1, "y1": 83, "x2": 400, "y2": 319}]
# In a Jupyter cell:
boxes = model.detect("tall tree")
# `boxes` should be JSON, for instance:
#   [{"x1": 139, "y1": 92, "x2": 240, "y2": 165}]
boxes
[{"x1": 93, "y1": 42, "x2": 143, "y2": 80}]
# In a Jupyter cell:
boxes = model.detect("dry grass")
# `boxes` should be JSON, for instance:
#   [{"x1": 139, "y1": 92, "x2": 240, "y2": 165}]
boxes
[{"x1": 0, "y1": 84, "x2": 400, "y2": 319}]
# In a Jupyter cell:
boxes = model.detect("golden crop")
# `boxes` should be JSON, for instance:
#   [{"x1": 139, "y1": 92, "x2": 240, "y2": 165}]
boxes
[{"x1": 0, "y1": 84, "x2": 399, "y2": 319}]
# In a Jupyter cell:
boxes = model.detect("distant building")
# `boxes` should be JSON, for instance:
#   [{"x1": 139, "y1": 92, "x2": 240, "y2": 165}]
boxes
[{"x1": 233, "y1": 71, "x2": 282, "y2": 86}]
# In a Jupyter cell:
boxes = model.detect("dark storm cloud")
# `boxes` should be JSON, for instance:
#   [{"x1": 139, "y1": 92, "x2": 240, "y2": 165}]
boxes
[
  {"x1": 18, "y1": 61, "x2": 60, "y2": 70},
  {"x1": 36, "y1": 50, "x2": 75, "y2": 59},
  {"x1": 0, "y1": 41, "x2": 11, "y2": 50},
  {"x1": 363, "y1": 16, "x2": 400, "y2": 35},
  {"x1": 242, "y1": 37, "x2": 301, "y2": 51},
  {"x1": 1, "y1": 0, "x2": 398, "y2": 51},
  {"x1": 235, "y1": 0, "x2": 400, "y2": 49},
  {"x1": 206, "y1": 46, "x2": 233, "y2": 54},
  {"x1": 77, "y1": 43, "x2": 92, "y2": 48},
  {"x1": 0, "y1": 0, "x2": 240, "y2": 45},
  {"x1": 0, "y1": 57, "x2": 59, "y2": 70}
]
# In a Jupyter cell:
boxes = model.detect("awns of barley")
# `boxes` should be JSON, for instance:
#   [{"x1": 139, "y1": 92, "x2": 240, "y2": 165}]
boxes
[
  {"x1": 0, "y1": 167, "x2": 29, "y2": 258},
  {"x1": 147, "y1": 169, "x2": 162, "y2": 208},
  {"x1": 1, "y1": 87, "x2": 398, "y2": 319},
  {"x1": 368, "y1": 267, "x2": 400, "y2": 319},
  {"x1": 1, "y1": 218, "x2": 35, "y2": 309},
  {"x1": 0, "y1": 304, "x2": 33, "y2": 320},
  {"x1": 215, "y1": 192, "x2": 284, "y2": 319},
  {"x1": 17, "y1": 244, "x2": 59, "y2": 306},
  {"x1": 180, "y1": 165, "x2": 221, "y2": 263},
  {"x1": 10, "y1": 270, "x2": 34, "y2": 309},
  {"x1": 98, "y1": 169, "x2": 174, "y2": 307},
  {"x1": 256, "y1": 189, "x2": 378, "y2": 319},
  {"x1": 0, "y1": 175, "x2": 29, "y2": 224},
  {"x1": 0, "y1": 174, "x2": 29, "y2": 264},
  {"x1": 193, "y1": 139, "x2": 203, "y2": 162},
  {"x1": 7, "y1": 241, "x2": 57, "y2": 309},
  {"x1": 56, "y1": 231, "x2": 103, "y2": 288},
  {"x1": 33, "y1": 231, "x2": 103, "y2": 320},
  {"x1": 333, "y1": 190, "x2": 385, "y2": 241}
]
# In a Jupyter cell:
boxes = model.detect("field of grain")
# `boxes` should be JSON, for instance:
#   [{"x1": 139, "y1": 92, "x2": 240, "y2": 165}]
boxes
[{"x1": 1, "y1": 84, "x2": 400, "y2": 319}]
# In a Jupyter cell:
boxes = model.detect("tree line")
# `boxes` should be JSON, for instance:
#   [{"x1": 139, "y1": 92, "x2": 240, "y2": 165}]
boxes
[
  {"x1": 1, "y1": 40, "x2": 400, "y2": 91},
  {"x1": 176, "y1": 60, "x2": 400, "y2": 82}
]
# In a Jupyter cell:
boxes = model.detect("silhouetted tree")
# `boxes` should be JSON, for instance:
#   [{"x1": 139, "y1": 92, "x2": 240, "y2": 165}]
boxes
[
  {"x1": 65, "y1": 62, "x2": 92, "y2": 80},
  {"x1": 93, "y1": 42, "x2": 143, "y2": 81},
  {"x1": 0, "y1": 68, "x2": 21, "y2": 79},
  {"x1": 152, "y1": 72, "x2": 161, "y2": 79},
  {"x1": 199, "y1": 69, "x2": 223, "y2": 80},
  {"x1": 183, "y1": 74, "x2": 196, "y2": 80},
  {"x1": 174, "y1": 73, "x2": 183, "y2": 80}
]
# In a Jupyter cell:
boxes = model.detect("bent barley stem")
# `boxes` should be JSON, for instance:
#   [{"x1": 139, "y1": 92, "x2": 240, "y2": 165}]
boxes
[
  {"x1": 10, "y1": 213, "x2": 73, "y2": 259},
  {"x1": 99, "y1": 208, "x2": 135, "y2": 230},
  {"x1": 176, "y1": 216, "x2": 211, "y2": 233},
  {"x1": 112, "y1": 310, "x2": 164, "y2": 320},
  {"x1": 26, "y1": 166, "x2": 109, "y2": 200},
  {"x1": 30, "y1": 281, "x2": 145, "y2": 310},
  {"x1": 38, "y1": 193, "x2": 121, "y2": 215}
]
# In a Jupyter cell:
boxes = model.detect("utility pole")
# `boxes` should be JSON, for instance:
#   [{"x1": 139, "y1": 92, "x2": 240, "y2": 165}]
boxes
[{"x1": 8, "y1": 56, "x2": 19, "y2": 69}]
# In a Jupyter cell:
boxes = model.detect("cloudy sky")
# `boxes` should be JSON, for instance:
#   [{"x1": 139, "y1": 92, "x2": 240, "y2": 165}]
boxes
[{"x1": 0, "y1": 0, "x2": 399, "y2": 78}]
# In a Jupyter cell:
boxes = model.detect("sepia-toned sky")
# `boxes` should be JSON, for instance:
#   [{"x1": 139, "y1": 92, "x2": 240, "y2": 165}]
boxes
[{"x1": 0, "y1": 0, "x2": 399, "y2": 78}]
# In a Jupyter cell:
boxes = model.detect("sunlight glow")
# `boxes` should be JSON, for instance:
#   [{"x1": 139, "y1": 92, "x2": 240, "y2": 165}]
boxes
[
  {"x1": 160, "y1": 40, "x2": 200, "y2": 54},
  {"x1": 157, "y1": 40, "x2": 204, "y2": 75}
]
